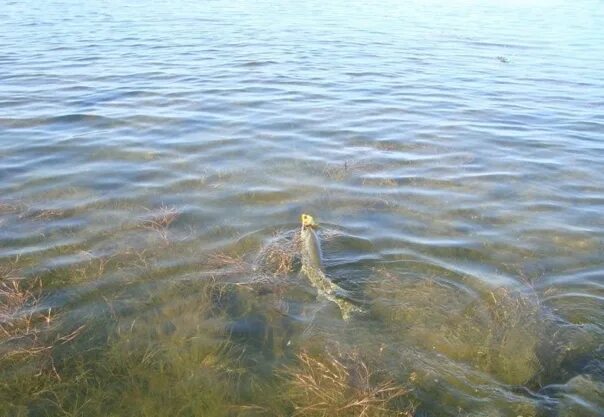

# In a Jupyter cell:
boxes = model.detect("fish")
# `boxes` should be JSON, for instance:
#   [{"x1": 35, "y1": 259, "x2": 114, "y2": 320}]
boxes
[{"x1": 299, "y1": 213, "x2": 361, "y2": 320}]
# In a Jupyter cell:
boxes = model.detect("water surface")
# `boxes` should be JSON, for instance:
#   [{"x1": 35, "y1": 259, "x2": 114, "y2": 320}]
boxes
[{"x1": 1, "y1": 0, "x2": 603, "y2": 416}]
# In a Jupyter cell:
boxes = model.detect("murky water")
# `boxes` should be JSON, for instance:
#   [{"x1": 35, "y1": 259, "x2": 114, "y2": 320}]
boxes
[{"x1": 1, "y1": 0, "x2": 603, "y2": 416}]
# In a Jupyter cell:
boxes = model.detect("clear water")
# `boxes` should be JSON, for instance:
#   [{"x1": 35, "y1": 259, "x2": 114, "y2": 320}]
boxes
[{"x1": 1, "y1": 0, "x2": 603, "y2": 416}]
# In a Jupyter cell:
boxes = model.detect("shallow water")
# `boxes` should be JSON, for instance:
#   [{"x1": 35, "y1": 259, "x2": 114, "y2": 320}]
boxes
[{"x1": 1, "y1": 0, "x2": 604, "y2": 416}]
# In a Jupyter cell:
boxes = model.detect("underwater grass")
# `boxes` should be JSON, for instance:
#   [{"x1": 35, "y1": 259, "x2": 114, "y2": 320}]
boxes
[
  {"x1": 65, "y1": 274, "x2": 298, "y2": 417},
  {"x1": 255, "y1": 229, "x2": 300, "y2": 277},
  {"x1": 207, "y1": 228, "x2": 301, "y2": 289},
  {"x1": 0, "y1": 200, "x2": 26, "y2": 215},
  {"x1": 281, "y1": 348, "x2": 414, "y2": 417},
  {"x1": 367, "y1": 267, "x2": 543, "y2": 386},
  {"x1": 0, "y1": 262, "x2": 89, "y2": 416},
  {"x1": 1, "y1": 254, "x2": 294, "y2": 417},
  {"x1": 139, "y1": 204, "x2": 181, "y2": 243},
  {"x1": 3, "y1": 200, "x2": 585, "y2": 417},
  {"x1": 0, "y1": 223, "x2": 554, "y2": 417},
  {"x1": 0, "y1": 262, "x2": 86, "y2": 367}
]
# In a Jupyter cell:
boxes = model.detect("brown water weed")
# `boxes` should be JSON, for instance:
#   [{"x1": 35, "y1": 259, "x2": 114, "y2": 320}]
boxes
[
  {"x1": 140, "y1": 204, "x2": 180, "y2": 242},
  {"x1": 282, "y1": 349, "x2": 413, "y2": 417}
]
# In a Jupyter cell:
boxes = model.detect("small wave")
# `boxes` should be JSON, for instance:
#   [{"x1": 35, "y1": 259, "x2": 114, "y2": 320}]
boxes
[{"x1": 0, "y1": 114, "x2": 127, "y2": 129}]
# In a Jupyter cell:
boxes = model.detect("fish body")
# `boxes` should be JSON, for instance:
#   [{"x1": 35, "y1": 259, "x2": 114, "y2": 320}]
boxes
[{"x1": 299, "y1": 214, "x2": 360, "y2": 320}]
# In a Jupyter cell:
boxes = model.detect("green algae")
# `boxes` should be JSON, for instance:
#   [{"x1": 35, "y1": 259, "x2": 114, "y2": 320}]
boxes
[
  {"x1": 1, "y1": 202, "x2": 602, "y2": 417},
  {"x1": 1, "y1": 268, "x2": 278, "y2": 417},
  {"x1": 368, "y1": 267, "x2": 542, "y2": 386}
]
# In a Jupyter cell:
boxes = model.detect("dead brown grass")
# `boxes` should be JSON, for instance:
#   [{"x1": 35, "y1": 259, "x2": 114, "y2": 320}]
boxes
[
  {"x1": 0, "y1": 264, "x2": 38, "y2": 338},
  {"x1": 260, "y1": 244, "x2": 296, "y2": 276},
  {"x1": 0, "y1": 273, "x2": 51, "y2": 362},
  {"x1": 18, "y1": 207, "x2": 67, "y2": 220},
  {"x1": 209, "y1": 229, "x2": 299, "y2": 280},
  {"x1": 208, "y1": 252, "x2": 251, "y2": 274},
  {"x1": 255, "y1": 230, "x2": 299, "y2": 277},
  {"x1": 282, "y1": 350, "x2": 413, "y2": 417},
  {"x1": 140, "y1": 204, "x2": 180, "y2": 242},
  {"x1": 0, "y1": 264, "x2": 84, "y2": 377},
  {"x1": 0, "y1": 201, "x2": 23, "y2": 214},
  {"x1": 31, "y1": 208, "x2": 67, "y2": 220}
]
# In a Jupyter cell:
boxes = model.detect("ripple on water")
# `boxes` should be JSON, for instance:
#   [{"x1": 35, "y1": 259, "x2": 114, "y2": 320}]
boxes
[{"x1": 1, "y1": 0, "x2": 604, "y2": 415}]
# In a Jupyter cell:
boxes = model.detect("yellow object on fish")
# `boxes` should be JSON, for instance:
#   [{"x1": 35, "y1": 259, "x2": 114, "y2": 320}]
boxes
[{"x1": 301, "y1": 213, "x2": 318, "y2": 229}]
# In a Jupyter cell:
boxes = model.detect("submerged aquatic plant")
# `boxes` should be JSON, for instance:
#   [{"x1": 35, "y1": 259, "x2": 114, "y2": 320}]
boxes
[
  {"x1": 282, "y1": 349, "x2": 413, "y2": 417},
  {"x1": 255, "y1": 229, "x2": 300, "y2": 277},
  {"x1": 23, "y1": 208, "x2": 68, "y2": 221},
  {"x1": 208, "y1": 229, "x2": 300, "y2": 289},
  {"x1": 69, "y1": 276, "x2": 287, "y2": 417},
  {"x1": 368, "y1": 267, "x2": 543, "y2": 386},
  {"x1": 140, "y1": 204, "x2": 180, "y2": 243},
  {"x1": 0, "y1": 263, "x2": 85, "y2": 384},
  {"x1": 0, "y1": 200, "x2": 24, "y2": 215},
  {"x1": 1, "y1": 265, "x2": 51, "y2": 358},
  {"x1": 208, "y1": 252, "x2": 251, "y2": 274}
]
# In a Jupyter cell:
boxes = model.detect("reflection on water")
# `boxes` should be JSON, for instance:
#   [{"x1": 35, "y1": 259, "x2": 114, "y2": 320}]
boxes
[{"x1": 1, "y1": 0, "x2": 604, "y2": 416}]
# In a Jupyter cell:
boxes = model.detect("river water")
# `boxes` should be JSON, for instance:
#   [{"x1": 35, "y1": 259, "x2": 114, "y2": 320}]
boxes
[{"x1": 1, "y1": 1, "x2": 603, "y2": 416}]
